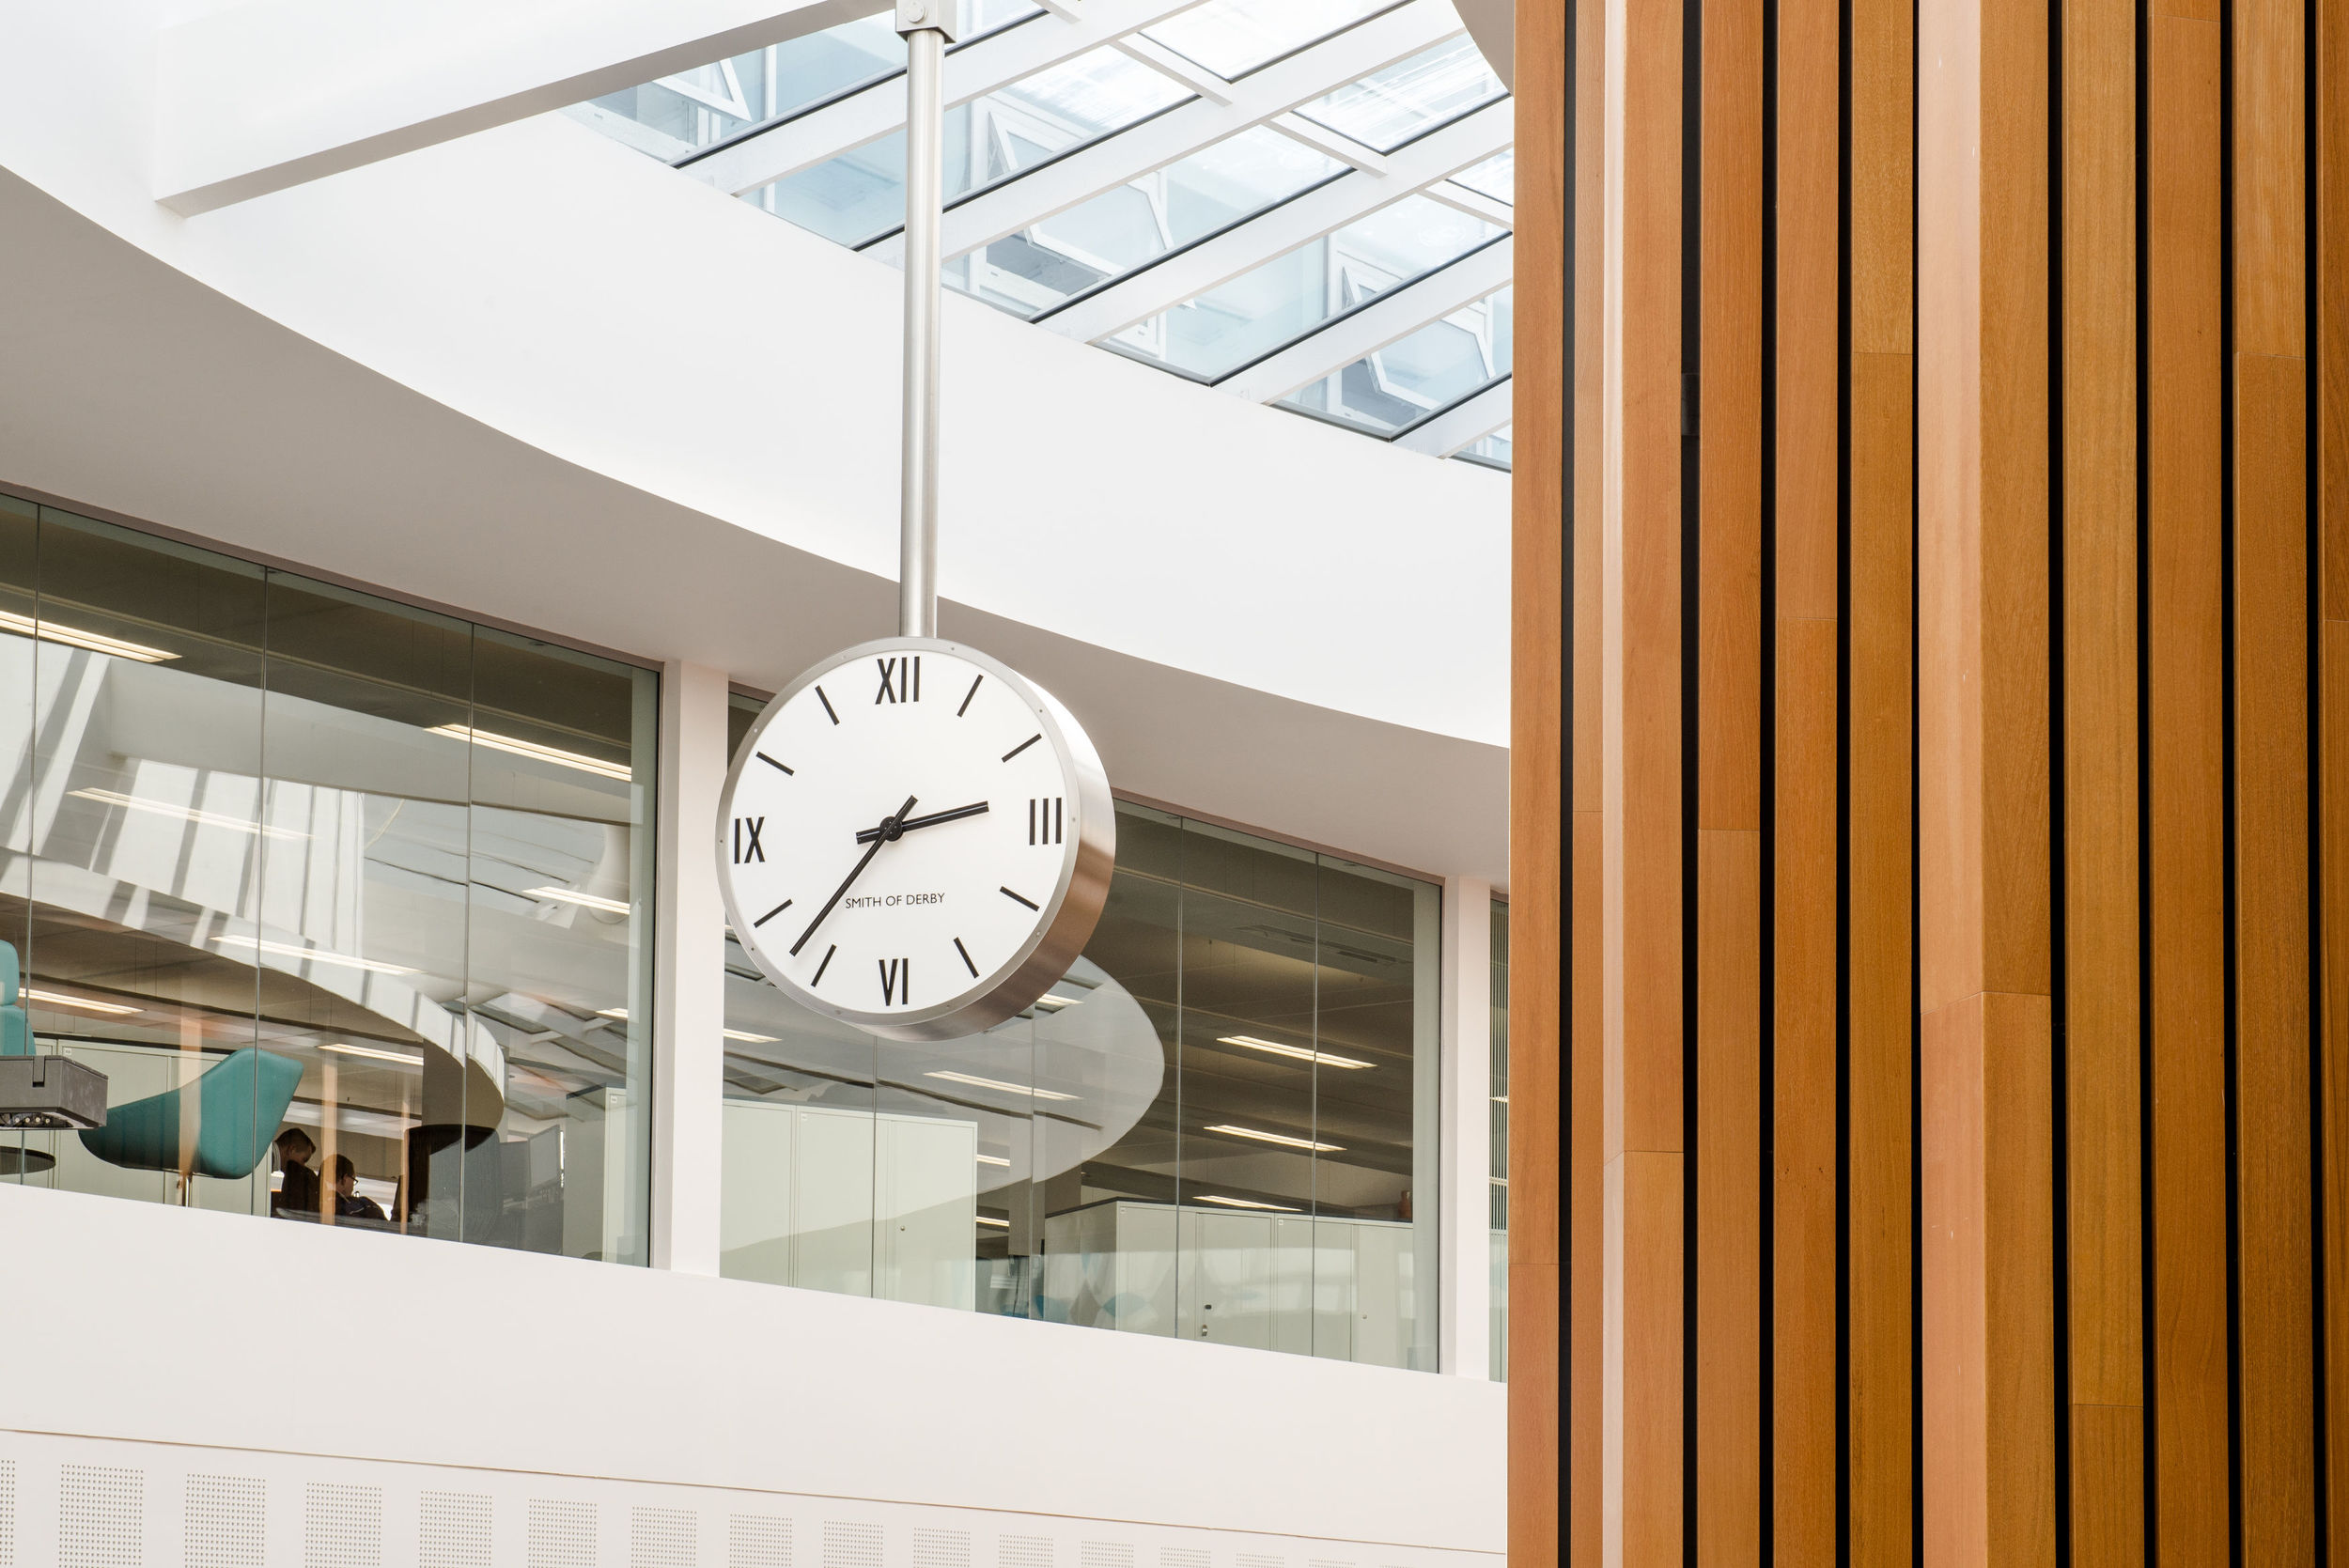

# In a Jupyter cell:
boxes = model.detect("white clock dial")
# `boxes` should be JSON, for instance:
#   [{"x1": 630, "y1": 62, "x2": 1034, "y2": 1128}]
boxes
[{"x1": 717, "y1": 637, "x2": 1113, "y2": 1042}]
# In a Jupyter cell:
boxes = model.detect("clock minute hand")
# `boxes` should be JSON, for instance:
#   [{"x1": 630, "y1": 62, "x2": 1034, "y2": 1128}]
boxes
[
  {"x1": 854, "y1": 800, "x2": 989, "y2": 844},
  {"x1": 790, "y1": 794, "x2": 917, "y2": 957}
]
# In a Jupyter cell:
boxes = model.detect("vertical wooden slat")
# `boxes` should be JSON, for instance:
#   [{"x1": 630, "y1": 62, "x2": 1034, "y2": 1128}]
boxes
[
  {"x1": 1601, "y1": 0, "x2": 1688, "y2": 1547},
  {"x1": 1510, "y1": 0, "x2": 1568, "y2": 1562},
  {"x1": 2145, "y1": 7, "x2": 2232, "y2": 1561},
  {"x1": 1848, "y1": 0, "x2": 1915, "y2": 1540},
  {"x1": 1774, "y1": 0, "x2": 1843, "y2": 1546},
  {"x1": 2061, "y1": 0, "x2": 2147, "y2": 1544},
  {"x1": 2319, "y1": 0, "x2": 2349, "y2": 1542},
  {"x1": 1698, "y1": 0, "x2": 1766, "y2": 1552}
]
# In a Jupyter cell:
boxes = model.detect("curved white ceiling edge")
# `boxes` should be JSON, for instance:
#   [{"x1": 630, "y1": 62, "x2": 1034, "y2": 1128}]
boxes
[
  {"x1": 0, "y1": 2, "x2": 1508, "y2": 754},
  {"x1": 1455, "y1": 0, "x2": 1514, "y2": 86}
]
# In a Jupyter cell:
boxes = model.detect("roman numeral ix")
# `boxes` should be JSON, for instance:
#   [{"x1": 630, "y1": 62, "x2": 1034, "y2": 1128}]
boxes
[
  {"x1": 875, "y1": 655, "x2": 923, "y2": 704},
  {"x1": 732, "y1": 816, "x2": 766, "y2": 863},
  {"x1": 879, "y1": 957, "x2": 910, "y2": 1006},
  {"x1": 1028, "y1": 797, "x2": 1064, "y2": 846}
]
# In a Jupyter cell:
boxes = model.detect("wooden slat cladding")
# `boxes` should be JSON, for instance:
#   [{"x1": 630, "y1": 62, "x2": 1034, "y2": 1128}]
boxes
[{"x1": 1516, "y1": 0, "x2": 2339, "y2": 1554}]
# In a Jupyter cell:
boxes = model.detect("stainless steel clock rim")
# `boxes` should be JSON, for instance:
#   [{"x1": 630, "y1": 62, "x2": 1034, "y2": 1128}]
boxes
[{"x1": 716, "y1": 634, "x2": 1114, "y2": 1044}]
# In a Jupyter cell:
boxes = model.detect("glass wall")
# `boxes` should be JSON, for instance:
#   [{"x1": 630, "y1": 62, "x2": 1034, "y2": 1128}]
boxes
[
  {"x1": 0, "y1": 498, "x2": 658, "y2": 1263},
  {"x1": 716, "y1": 704, "x2": 1442, "y2": 1369},
  {"x1": 1490, "y1": 896, "x2": 1508, "y2": 1380}
]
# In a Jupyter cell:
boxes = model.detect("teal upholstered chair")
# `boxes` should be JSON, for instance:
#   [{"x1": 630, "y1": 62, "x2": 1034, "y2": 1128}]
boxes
[
  {"x1": 78, "y1": 1047, "x2": 303, "y2": 1179},
  {"x1": 0, "y1": 943, "x2": 29, "y2": 1059}
]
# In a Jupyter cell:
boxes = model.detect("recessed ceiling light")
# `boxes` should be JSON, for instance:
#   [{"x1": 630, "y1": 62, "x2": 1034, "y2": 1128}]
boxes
[
  {"x1": 1205, "y1": 1123, "x2": 1343, "y2": 1153},
  {"x1": 1032, "y1": 994, "x2": 1076, "y2": 1009},
  {"x1": 212, "y1": 935, "x2": 416, "y2": 976},
  {"x1": 428, "y1": 724, "x2": 631, "y2": 783},
  {"x1": 1197, "y1": 1193, "x2": 1299, "y2": 1211},
  {"x1": 319, "y1": 1042, "x2": 425, "y2": 1066},
  {"x1": 1491, "y1": 1094, "x2": 1508, "y2": 1103},
  {"x1": 0, "y1": 609, "x2": 176, "y2": 663},
  {"x1": 69, "y1": 787, "x2": 306, "y2": 841},
  {"x1": 1217, "y1": 1033, "x2": 1373, "y2": 1069},
  {"x1": 975, "y1": 1215, "x2": 1010, "y2": 1228},
  {"x1": 525, "y1": 886, "x2": 630, "y2": 915},
  {"x1": 723, "y1": 1028, "x2": 778, "y2": 1044},
  {"x1": 926, "y1": 1069, "x2": 1077, "y2": 1101},
  {"x1": 598, "y1": 1007, "x2": 628, "y2": 1019},
  {"x1": 21, "y1": 986, "x2": 142, "y2": 1017},
  {"x1": 977, "y1": 1153, "x2": 1012, "y2": 1167},
  {"x1": 1490, "y1": 1175, "x2": 1509, "y2": 1186}
]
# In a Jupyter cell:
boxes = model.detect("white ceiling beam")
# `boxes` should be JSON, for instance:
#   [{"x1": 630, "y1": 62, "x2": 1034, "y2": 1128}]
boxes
[
  {"x1": 680, "y1": 0, "x2": 1212, "y2": 196},
  {"x1": 154, "y1": 0, "x2": 890, "y2": 216},
  {"x1": 868, "y1": 0, "x2": 1465, "y2": 265},
  {"x1": 1215, "y1": 233, "x2": 1514, "y2": 404},
  {"x1": 1420, "y1": 179, "x2": 1512, "y2": 226},
  {"x1": 1393, "y1": 378, "x2": 1512, "y2": 456},
  {"x1": 1034, "y1": 98, "x2": 1510, "y2": 344},
  {"x1": 1266, "y1": 112, "x2": 1389, "y2": 174},
  {"x1": 1111, "y1": 35, "x2": 1237, "y2": 105}
]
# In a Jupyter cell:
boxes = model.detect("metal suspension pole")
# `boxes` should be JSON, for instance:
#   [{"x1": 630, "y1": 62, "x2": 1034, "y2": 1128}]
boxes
[{"x1": 895, "y1": 1, "x2": 955, "y2": 640}]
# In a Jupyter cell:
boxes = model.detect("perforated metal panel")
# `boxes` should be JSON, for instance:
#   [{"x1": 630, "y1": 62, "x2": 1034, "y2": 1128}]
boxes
[
  {"x1": 1157, "y1": 1551, "x2": 1208, "y2": 1568},
  {"x1": 1000, "y1": 1536, "x2": 1053, "y2": 1568},
  {"x1": 303, "y1": 1483, "x2": 381, "y2": 1568},
  {"x1": 728, "y1": 1514, "x2": 791, "y2": 1568},
  {"x1": 0, "y1": 1457, "x2": 14, "y2": 1568},
  {"x1": 530, "y1": 1501, "x2": 598, "y2": 1568},
  {"x1": 821, "y1": 1521, "x2": 882, "y2": 1568},
  {"x1": 1235, "y1": 1555, "x2": 1283, "y2": 1568},
  {"x1": 911, "y1": 1528, "x2": 969, "y2": 1568},
  {"x1": 1081, "y1": 1544, "x2": 1132, "y2": 1568},
  {"x1": 632, "y1": 1506, "x2": 696, "y2": 1568},
  {"x1": 59, "y1": 1464, "x2": 142, "y2": 1568},
  {"x1": 184, "y1": 1475, "x2": 265, "y2": 1567},
  {"x1": 419, "y1": 1493, "x2": 492, "y2": 1568}
]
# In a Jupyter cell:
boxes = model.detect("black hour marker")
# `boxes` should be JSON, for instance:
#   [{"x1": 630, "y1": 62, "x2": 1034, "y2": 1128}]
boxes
[
  {"x1": 875, "y1": 655, "x2": 923, "y2": 705},
  {"x1": 755, "y1": 752, "x2": 793, "y2": 775},
  {"x1": 752, "y1": 898, "x2": 793, "y2": 928},
  {"x1": 732, "y1": 816, "x2": 767, "y2": 863},
  {"x1": 811, "y1": 944, "x2": 836, "y2": 986},
  {"x1": 1028, "y1": 797, "x2": 1064, "y2": 846},
  {"x1": 1002, "y1": 733, "x2": 1041, "y2": 762},
  {"x1": 954, "y1": 938, "x2": 978, "y2": 977},
  {"x1": 817, "y1": 686, "x2": 839, "y2": 725},
  {"x1": 879, "y1": 956, "x2": 910, "y2": 1006},
  {"x1": 1000, "y1": 887, "x2": 1039, "y2": 911},
  {"x1": 957, "y1": 674, "x2": 984, "y2": 716}
]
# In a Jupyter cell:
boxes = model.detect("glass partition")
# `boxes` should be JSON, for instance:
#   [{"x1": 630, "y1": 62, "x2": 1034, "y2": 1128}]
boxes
[
  {"x1": 1490, "y1": 896, "x2": 1508, "y2": 1380},
  {"x1": 716, "y1": 728, "x2": 1443, "y2": 1370},
  {"x1": 0, "y1": 498, "x2": 658, "y2": 1263}
]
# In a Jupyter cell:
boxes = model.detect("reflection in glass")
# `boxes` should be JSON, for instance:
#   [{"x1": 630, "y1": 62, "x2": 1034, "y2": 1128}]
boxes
[
  {"x1": 1109, "y1": 195, "x2": 1505, "y2": 381},
  {"x1": 1292, "y1": 37, "x2": 1507, "y2": 153},
  {"x1": 752, "y1": 47, "x2": 1191, "y2": 249},
  {"x1": 714, "y1": 769, "x2": 1441, "y2": 1371},
  {"x1": 956, "y1": 129, "x2": 1345, "y2": 319},
  {"x1": 1489, "y1": 898, "x2": 1508, "y2": 1380},
  {"x1": 1455, "y1": 424, "x2": 1514, "y2": 470},
  {"x1": 0, "y1": 504, "x2": 657, "y2": 1265},
  {"x1": 1143, "y1": 0, "x2": 1404, "y2": 80},
  {"x1": 1281, "y1": 286, "x2": 1511, "y2": 436},
  {"x1": 1449, "y1": 148, "x2": 1516, "y2": 204}
]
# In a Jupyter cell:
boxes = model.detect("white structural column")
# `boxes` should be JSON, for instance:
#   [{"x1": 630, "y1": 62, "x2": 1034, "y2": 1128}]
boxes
[
  {"x1": 1439, "y1": 876, "x2": 1494, "y2": 1377},
  {"x1": 154, "y1": 0, "x2": 888, "y2": 214},
  {"x1": 652, "y1": 660, "x2": 733, "y2": 1275}
]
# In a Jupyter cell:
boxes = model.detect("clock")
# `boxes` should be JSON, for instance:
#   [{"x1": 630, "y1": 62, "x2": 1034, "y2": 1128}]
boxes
[{"x1": 716, "y1": 636, "x2": 1115, "y2": 1042}]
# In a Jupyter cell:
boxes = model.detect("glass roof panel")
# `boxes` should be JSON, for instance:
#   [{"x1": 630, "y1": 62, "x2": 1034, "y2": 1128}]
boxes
[
  {"x1": 949, "y1": 126, "x2": 1346, "y2": 318},
  {"x1": 749, "y1": 45, "x2": 1192, "y2": 248},
  {"x1": 1455, "y1": 425, "x2": 1513, "y2": 469},
  {"x1": 1449, "y1": 148, "x2": 1515, "y2": 203},
  {"x1": 1143, "y1": 0, "x2": 1406, "y2": 80},
  {"x1": 1108, "y1": 194, "x2": 1505, "y2": 381},
  {"x1": 1278, "y1": 285, "x2": 1510, "y2": 435},
  {"x1": 1293, "y1": 36, "x2": 1506, "y2": 152}
]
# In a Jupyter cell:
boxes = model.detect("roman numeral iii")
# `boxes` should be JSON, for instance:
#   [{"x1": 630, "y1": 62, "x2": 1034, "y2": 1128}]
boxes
[
  {"x1": 879, "y1": 957, "x2": 910, "y2": 1007},
  {"x1": 1028, "y1": 797, "x2": 1064, "y2": 846},
  {"x1": 874, "y1": 655, "x2": 922, "y2": 705},
  {"x1": 732, "y1": 816, "x2": 766, "y2": 862}
]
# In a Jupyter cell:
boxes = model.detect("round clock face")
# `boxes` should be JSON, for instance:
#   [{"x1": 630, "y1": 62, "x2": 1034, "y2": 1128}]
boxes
[{"x1": 717, "y1": 637, "x2": 1114, "y2": 1042}]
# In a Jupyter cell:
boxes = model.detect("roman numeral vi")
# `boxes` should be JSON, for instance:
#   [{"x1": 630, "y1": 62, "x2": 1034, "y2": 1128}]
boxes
[{"x1": 879, "y1": 957, "x2": 910, "y2": 1006}]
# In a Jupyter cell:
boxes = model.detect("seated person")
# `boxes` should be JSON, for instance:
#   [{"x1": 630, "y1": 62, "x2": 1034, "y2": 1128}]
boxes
[
  {"x1": 271, "y1": 1127, "x2": 320, "y2": 1219},
  {"x1": 332, "y1": 1154, "x2": 386, "y2": 1222}
]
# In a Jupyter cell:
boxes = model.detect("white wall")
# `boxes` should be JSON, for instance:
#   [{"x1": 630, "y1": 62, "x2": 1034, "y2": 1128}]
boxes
[{"x1": 0, "y1": 1185, "x2": 1505, "y2": 1559}]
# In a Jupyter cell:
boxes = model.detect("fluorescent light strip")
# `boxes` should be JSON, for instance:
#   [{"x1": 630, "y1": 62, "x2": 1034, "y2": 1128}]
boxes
[
  {"x1": 210, "y1": 935, "x2": 417, "y2": 976},
  {"x1": 428, "y1": 724, "x2": 631, "y2": 782},
  {"x1": 977, "y1": 1154, "x2": 1011, "y2": 1167},
  {"x1": 69, "y1": 787, "x2": 307, "y2": 841},
  {"x1": 598, "y1": 1007, "x2": 628, "y2": 1019},
  {"x1": 21, "y1": 986, "x2": 142, "y2": 1017},
  {"x1": 926, "y1": 1069, "x2": 1078, "y2": 1102},
  {"x1": 1216, "y1": 1033, "x2": 1374, "y2": 1070},
  {"x1": 1197, "y1": 1193, "x2": 1299, "y2": 1211},
  {"x1": 1490, "y1": 1175, "x2": 1509, "y2": 1186},
  {"x1": 319, "y1": 1042, "x2": 425, "y2": 1066},
  {"x1": 1032, "y1": 995, "x2": 1076, "y2": 1010},
  {"x1": 723, "y1": 1028, "x2": 778, "y2": 1044},
  {"x1": 1491, "y1": 1094, "x2": 1509, "y2": 1104},
  {"x1": 0, "y1": 609, "x2": 176, "y2": 663},
  {"x1": 975, "y1": 1215, "x2": 1010, "y2": 1228},
  {"x1": 1204, "y1": 1123, "x2": 1344, "y2": 1153},
  {"x1": 525, "y1": 886, "x2": 630, "y2": 915}
]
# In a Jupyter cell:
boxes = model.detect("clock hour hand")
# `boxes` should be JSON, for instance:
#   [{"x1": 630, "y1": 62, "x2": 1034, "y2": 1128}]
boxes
[
  {"x1": 790, "y1": 794, "x2": 917, "y2": 957},
  {"x1": 854, "y1": 800, "x2": 989, "y2": 844}
]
